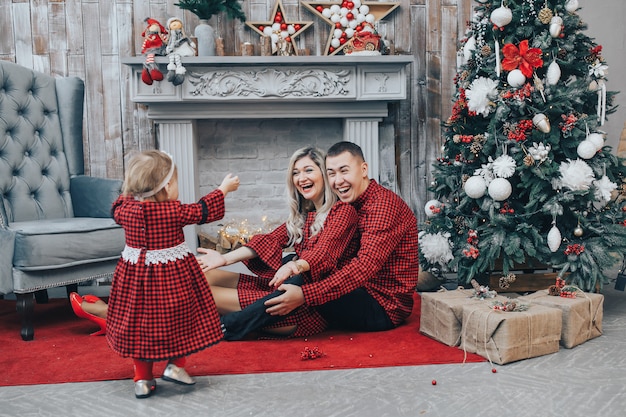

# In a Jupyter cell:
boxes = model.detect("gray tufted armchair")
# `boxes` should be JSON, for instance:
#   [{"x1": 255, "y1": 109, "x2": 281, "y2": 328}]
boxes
[{"x1": 0, "y1": 60, "x2": 125, "y2": 340}]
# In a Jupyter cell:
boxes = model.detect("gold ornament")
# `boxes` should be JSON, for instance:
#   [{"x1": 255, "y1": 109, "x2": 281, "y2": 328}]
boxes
[
  {"x1": 539, "y1": 8, "x2": 553, "y2": 24},
  {"x1": 574, "y1": 226, "x2": 584, "y2": 237}
]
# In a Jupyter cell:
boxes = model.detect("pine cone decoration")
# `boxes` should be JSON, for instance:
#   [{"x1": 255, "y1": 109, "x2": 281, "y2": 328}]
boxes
[
  {"x1": 548, "y1": 285, "x2": 561, "y2": 296},
  {"x1": 470, "y1": 142, "x2": 483, "y2": 154},
  {"x1": 538, "y1": 8, "x2": 553, "y2": 24},
  {"x1": 523, "y1": 154, "x2": 535, "y2": 166},
  {"x1": 481, "y1": 45, "x2": 492, "y2": 57},
  {"x1": 557, "y1": 48, "x2": 567, "y2": 59}
]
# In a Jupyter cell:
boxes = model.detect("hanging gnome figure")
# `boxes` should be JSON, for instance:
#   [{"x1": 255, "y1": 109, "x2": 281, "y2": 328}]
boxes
[
  {"x1": 165, "y1": 17, "x2": 196, "y2": 86},
  {"x1": 140, "y1": 17, "x2": 168, "y2": 85}
]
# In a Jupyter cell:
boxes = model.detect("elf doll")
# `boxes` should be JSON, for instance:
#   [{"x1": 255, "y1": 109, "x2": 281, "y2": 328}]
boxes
[{"x1": 141, "y1": 17, "x2": 168, "y2": 85}]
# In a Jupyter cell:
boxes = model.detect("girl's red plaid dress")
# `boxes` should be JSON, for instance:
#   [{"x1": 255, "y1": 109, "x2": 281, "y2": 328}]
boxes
[{"x1": 106, "y1": 190, "x2": 225, "y2": 361}]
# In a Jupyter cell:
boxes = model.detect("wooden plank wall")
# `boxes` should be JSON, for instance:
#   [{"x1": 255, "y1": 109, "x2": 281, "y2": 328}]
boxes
[{"x1": 0, "y1": 0, "x2": 473, "y2": 221}]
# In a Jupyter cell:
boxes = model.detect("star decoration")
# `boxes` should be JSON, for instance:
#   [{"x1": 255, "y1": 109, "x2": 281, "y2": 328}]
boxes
[
  {"x1": 246, "y1": 0, "x2": 314, "y2": 56},
  {"x1": 301, "y1": 1, "x2": 400, "y2": 55}
]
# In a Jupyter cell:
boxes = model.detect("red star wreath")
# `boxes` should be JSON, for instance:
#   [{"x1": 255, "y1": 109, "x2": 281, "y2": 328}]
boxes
[
  {"x1": 301, "y1": 1, "x2": 400, "y2": 55},
  {"x1": 246, "y1": 0, "x2": 313, "y2": 56},
  {"x1": 501, "y1": 39, "x2": 543, "y2": 78}
]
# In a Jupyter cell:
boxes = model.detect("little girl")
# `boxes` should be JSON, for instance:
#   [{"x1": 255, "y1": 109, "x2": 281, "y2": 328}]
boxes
[{"x1": 106, "y1": 149, "x2": 239, "y2": 399}]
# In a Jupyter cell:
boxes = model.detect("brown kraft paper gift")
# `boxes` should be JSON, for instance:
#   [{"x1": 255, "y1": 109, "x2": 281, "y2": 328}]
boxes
[
  {"x1": 420, "y1": 289, "x2": 508, "y2": 347},
  {"x1": 520, "y1": 290, "x2": 603, "y2": 348},
  {"x1": 460, "y1": 303, "x2": 562, "y2": 365}
]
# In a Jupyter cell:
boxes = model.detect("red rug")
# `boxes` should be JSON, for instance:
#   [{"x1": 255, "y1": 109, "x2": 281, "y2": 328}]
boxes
[{"x1": 0, "y1": 293, "x2": 484, "y2": 386}]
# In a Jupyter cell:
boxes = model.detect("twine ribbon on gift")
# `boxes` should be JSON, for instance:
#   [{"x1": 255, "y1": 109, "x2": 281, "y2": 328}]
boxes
[
  {"x1": 461, "y1": 306, "x2": 535, "y2": 368},
  {"x1": 543, "y1": 285, "x2": 597, "y2": 343}
]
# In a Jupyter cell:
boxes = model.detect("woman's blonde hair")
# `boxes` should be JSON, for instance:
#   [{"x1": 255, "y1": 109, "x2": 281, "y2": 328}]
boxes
[
  {"x1": 285, "y1": 147, "x2": 337, "y2": 246},
  {"x1": 122, "y1": 150, "x2": 176, "y2": 200}
]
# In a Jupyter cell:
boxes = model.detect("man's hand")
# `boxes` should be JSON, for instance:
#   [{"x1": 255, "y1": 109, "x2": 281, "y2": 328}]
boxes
[
  {"x1": 264, "y1": 284, "x2": 305, "y2": 316},
  {"x1": 196, "y1": 247, "x2": 227, "y2": 272}
]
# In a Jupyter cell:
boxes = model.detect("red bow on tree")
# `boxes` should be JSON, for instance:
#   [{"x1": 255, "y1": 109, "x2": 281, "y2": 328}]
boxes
[{"x1": 502, "y1": 40, "x2": 543, "y2": 78}]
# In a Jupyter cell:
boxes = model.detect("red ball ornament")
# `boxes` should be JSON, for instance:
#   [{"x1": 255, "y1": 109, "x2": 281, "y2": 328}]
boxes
[
  {"x1": 356, "y1": 25, "x2": 363, "y2": 32},
  {"x1": 285, "y1": 36, "x2": 291, "y2": 43},
  {"x1": 275, "y1": 16, "x2": 282, "y2": 23},
  {"x1": 329, "y1": 46, "x2": 335, "y2": 53},
  {"x1": 258, "y1": 25, "x2": 265, "y2": 31},
  {"x1": 431, "y1": 380, "x2": 437, "y2": 385},
  {"x1": 294, "y1": 24, "x2": 301, "y2": 31},
  {"x1": 280, "y1": 23, "x2": 288, "y2": 30},
  {"x1": 336, "y1": 22, "x2": 342, "y2": 29},
  {"x1": 492, "y1": 368, "x2": 497, "y2": 373},
  {"x1": 316, "y1": 5, "x2": 323, "y2": 12},
  {"x1": 347, "y1": 2, "x2": 354, "y2": 8},
  {"x1": 347, "y1": 12, "x2": 354, "y2": 20},
  {"x1": 339, "y1": 37, "x2": 346, "y2": 44}
]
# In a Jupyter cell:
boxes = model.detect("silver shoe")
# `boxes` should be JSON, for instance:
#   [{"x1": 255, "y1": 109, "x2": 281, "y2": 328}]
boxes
[
  {"x1": 162, "y1": 363, "x2": 196, "y2": 385},
  {"x1": 134, "y1": 379, "x2": 156, "y2": 399}
]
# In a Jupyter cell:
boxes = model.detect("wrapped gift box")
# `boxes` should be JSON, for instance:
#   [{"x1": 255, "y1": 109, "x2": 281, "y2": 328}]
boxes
[
  {"x1": 520, "y1": 290, "x2": 603, "y2": 348},
  {"x1": 420, "y1": 289, "x2": 508, "y2": 347},
  {"x1": 460, "y1": 303, "x2": 562, "y2": 365}
]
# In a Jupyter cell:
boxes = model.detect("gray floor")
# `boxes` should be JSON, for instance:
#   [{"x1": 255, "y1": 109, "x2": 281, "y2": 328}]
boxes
[{"x1": 1, "y1": 276, "x2": 625, "y2": 417}]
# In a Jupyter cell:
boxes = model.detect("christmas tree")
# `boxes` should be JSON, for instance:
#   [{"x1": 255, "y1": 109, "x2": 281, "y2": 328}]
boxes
[{"x1": 419, "y1": 0, "x2": 626, "y2": 292}]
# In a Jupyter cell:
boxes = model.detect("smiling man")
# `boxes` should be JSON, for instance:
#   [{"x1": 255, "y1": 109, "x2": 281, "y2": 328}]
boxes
[{"x1": 265, "y1": 141, "x2": 419, "y2": 332}]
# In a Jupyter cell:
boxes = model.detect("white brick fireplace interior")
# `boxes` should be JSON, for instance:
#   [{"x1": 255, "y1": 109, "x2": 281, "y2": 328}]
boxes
[{"x1": 124, "y1": 55, "x2": 412, "y2": 249}]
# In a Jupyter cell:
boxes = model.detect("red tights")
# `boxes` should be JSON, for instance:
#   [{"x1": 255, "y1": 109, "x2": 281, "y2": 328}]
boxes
[{"x1": 133, "y1": 357, "x2": 186, "y2": 381}]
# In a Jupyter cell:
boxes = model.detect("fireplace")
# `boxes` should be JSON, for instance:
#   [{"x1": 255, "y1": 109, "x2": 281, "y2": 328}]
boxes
[{"x1": 123, "y1": 55, "x2": 412, "y2": 249}]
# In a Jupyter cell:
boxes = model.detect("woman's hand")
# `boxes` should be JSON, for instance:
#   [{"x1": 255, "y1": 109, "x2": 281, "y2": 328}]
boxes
[
  {"x1": 269, "y1": 261, "x2": 300, "y2": 288},
  {"x1": 197, "y1": 247, "x2": 227, "y2": 272}
]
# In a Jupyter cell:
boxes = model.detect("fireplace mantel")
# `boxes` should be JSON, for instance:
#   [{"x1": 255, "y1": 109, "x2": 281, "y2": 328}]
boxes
[
  {"x1": 122, "y1": 55, "x2": 412, "y2": 119},
  {"x1": 122, "y1": 55, "x2": 413, "y2": 249}
]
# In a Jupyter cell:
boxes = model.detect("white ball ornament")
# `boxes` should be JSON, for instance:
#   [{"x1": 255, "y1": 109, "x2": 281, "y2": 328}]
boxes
[
  {"x1": 331, "y1": 14, "x2": 341, "y2": 23},
  {"x1": 270, "y1": 33, "x2": 279, "y2": 43},
  {"x1": 263, "y1": 26, "x2": 273, "y2": 36},
  {"x1": 288, "y1": 26, "x2": 296, "y2": 35},
  {"x1": 331, "y1": 38, "x2": 341, "y2": 48},
  {"x1": 272, "y1": 23, "x2": 281, "y2": 31},
  {"x1": 322, "y1": 8, "x2": 332, "y2": 19},
  {"x1": 488, "y1": 178, "x2": 512, "y2": 201},
  {"x1": 359, "y1": 5, "x2": 369, "y2": 15},
  {"x1": 586, "y1": 133, "x2": 605, "y2": 151},
  {"x1": 330, "y1": 5, "x2": 341, "y2": 14},
  {"x1": 353, "y1": 0, "x2": 361, "y2": 8},
  {"x1": 547, "y1": 225, "x2": 562, "y2": 252},
  {"x1": 490, "y1": 5, "x2": 513, "y2": 28},
  {"x1": 577, "y1": 140, "x2": 597, "y2": 159},
  {"x1": 356, "y1": 13, "x2": 366, "y2": 23},
  {"x1": 334, "y1": 28, "x2": 343, "y2": 39},
  {"x1": 345, "y1": 28, "x2": 355, "y2": 38},
  {"x1": 365, "y1": 13, "x2": 375, "y2": 24},
  {"x1": 349, "y1": 19, "x2": 358, "y2": 29},
  {"x1": 424, "y1": 200, "x2": 442, "y2": 218},
  {"x1": 507, "y1": 69, "x2": 526, "y2": 88},
  {"x1": 464, "y1": 176, "x2": 487, "y2": 199},
  {"x1": 340, "y1": 17, "x2": 350, "y2": 27},
  {"x1": 565, "y1": 0, "x2": 579, "y2": 13}
]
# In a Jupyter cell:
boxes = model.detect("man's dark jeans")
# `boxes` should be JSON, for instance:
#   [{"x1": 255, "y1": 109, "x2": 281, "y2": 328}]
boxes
[{"x1": 220, "y1": 274, "x2": 304, "y2": 340}]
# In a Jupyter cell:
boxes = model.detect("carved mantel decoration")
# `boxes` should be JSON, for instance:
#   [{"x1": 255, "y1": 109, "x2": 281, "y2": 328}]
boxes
[
  {"x1": 122, "y1": 55, "x2": 412, "y2": 249},
  {"x1": 186, "y1": 68, "x2": 351, "y2": 98}
]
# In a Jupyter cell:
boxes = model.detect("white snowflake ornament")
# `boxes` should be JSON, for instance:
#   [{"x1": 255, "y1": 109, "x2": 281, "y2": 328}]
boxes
[{"x1": 492, "y1": 154, "x2": 516, "y2": 178}]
